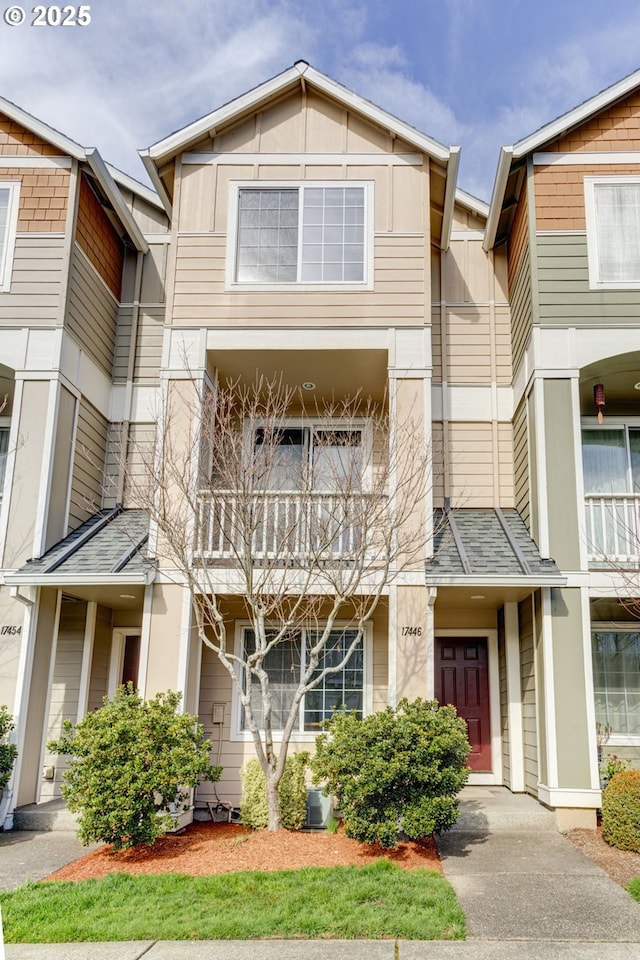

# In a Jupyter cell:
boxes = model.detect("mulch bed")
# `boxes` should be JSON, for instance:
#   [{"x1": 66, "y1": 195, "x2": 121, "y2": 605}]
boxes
[{"x1": 47, "y1": 821, "x2": 442, "y2": 882}]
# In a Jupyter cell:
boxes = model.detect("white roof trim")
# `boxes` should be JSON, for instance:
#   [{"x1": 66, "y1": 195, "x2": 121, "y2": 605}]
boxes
[
  {"x1": 5, "y1": 571, "x2": 154, "y2": 586},
  {"x1": 105, "y1": 163, "x2": 164, "y2": 210},
  {"x1": 85, "y1": 150, "x2": 148, "y2": 254},
  {"x1": 0, "y1": 94, "x2": 86, "y2": 161},
  {"x1": 483, "y1": 146, "x2": 513, "y2": 251},
  {"x1": 440, "y1": 146, "x2": 460, "y2": 251},
  {"x1": 455, "y1": 188, "x2": 489, "y2": 218},
  {"x1": 143, "y1": 60, "x2": 451, "y2": 165},
  {"x1": 139, "y1": 152, "x2": 173, "y2": 215},
  {"x1": 425, "y1": 574, "x2": 567, "y2": 587}
]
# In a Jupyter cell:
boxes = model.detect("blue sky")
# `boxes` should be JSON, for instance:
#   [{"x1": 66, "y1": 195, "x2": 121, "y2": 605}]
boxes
[{"x1": 1, "y1": 0, "x2": 639, "y2": 199}]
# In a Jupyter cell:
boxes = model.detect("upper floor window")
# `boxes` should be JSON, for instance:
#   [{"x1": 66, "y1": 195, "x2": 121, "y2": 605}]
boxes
[
  {"x1": 227, "y1": 182, "x2": 372, "y2": 289},
  {"x1": 582, "y1": 426, "x2": 640, "y2": 494},
  {"x1": 585, "y1": 177, "x2": 640, "y2": 289},
  {"x1": 0, "y1": 182, "x2": 20, "y2": 292},
  {"x1": 253, "y1": 424, "x2": 364, "y2": 493}
]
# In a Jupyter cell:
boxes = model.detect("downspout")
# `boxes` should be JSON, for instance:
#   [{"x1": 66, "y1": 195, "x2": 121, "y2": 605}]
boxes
[{"x1": 117, "y1": 249, "x2": 144, "y2": 504}]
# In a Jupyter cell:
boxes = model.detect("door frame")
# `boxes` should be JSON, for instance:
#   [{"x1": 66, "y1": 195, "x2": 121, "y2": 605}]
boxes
[
  {"x1": 108, "y1": 629, "x2": 142, "y2": 696},
  {"x1": 434, "y1": 629, "x2": 502, "y2": 786}
]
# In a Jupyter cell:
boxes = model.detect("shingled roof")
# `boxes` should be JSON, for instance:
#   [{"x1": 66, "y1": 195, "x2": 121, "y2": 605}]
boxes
[
  {"x1": 427, "y1": 508, "x2": 564, "y2": 584},
  {"x1": 8, "y1": 507, "x2": 154, "y2": 585}
]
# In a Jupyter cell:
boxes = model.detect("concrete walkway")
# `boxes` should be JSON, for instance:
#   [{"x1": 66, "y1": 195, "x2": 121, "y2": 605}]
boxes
[{"x1": 2, "y1": 787, "x2": 640, "y2": 959}]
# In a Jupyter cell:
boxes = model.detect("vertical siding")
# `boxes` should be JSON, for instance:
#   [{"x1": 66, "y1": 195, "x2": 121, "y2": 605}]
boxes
[
  {"x1": 519, "y1": 596, "x2": 538, "y2": 796},
  {"x1": 41, "y1": 599, "x2": 87, "y2": 800},
  {"x1": 65, "y1": 243, "x2": 119, "y2": 377},
  {"x1": 513, "y1": 400, "x2": 530, "y2": 526},
  {"x1": 69, "y1": 399, "x2": 107, "y2": 529}
]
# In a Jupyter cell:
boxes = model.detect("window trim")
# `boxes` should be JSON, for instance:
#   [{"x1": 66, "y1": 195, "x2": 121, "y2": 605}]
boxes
[
  {"x1": 225, "y1": 180, "x2": 374, "y2": 292},
  {"x1": 584, "y1": 176, "x2": 640, "y2": 290},
  {"x1": 591, "y1": 621, "x2": 640, "y2": 745},
  {"x1": 241, "y1": 416, "x2": 373, "y2": 493},
  {"x1": 581, "y1": 421, "x2": 640, "y2": 494},
  {"x1": 229, "y1": 620, "x2": 373, "y2": 742},
  {"x1": 0, "y1": 181, "x2": 20, "y2": 293}
]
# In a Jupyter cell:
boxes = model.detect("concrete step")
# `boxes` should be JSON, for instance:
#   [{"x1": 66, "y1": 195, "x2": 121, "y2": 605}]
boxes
[
  {"x1": 12, "y1": 799, "x2": 79, "y2": 832},
  {"x1": 450, "y1": 786, "x2": 557, "y2": 833}
]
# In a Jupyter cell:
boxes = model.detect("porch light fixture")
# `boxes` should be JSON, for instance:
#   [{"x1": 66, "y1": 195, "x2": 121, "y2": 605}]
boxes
[
  {"x1": 301, "y1": 381, "x2": 316, "y2": 390},
  {"x1": 119, "y1": 594, "x2": 136, "y2": 600},
  {"x1": 634, "y1": 382, "x2": 640, "y2": 391},
  {"x1": 471, "y1": 595, "x2": 486, "y2": 600},
  {"x1": 594, "y1": 383, "x2": 605, "y2": 424}
]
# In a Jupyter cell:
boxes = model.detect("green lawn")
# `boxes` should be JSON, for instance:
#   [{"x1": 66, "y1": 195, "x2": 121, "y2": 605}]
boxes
[
  {"x1": 628, "y1": 877, "x2": 640, "y2": 902},
  {"x1": 0, "y1": 859, "x2": 465, "y2": 942}
]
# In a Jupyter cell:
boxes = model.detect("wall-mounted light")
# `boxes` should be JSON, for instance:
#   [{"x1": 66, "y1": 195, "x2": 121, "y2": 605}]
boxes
[
  {"x1": 594, "y1": 383, "x2": 605, "y2": 424},
  {"x1": 302, "y1": 382, "x2": 316, "y2": 391}
]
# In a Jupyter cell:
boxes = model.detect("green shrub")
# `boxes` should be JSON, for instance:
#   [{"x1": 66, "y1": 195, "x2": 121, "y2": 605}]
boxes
[
  {"x1": 602, "y1": 769, "x2": 640, "y2": 852},
  {"x1": 240, "y1": 752, "x2": 310, "y2": 830},
  {"x1": 0, "y1": 705, "x2": 18, "y2": 790},
  {"x1": 312, "y1": 698, "x2": 470, "y2": 848},
  {"x1": 48, "y1": 685, "x2": 220, "y2": 850},
  {"x1": 600, "y1": 754, "x2": 628, "y2": 788}
]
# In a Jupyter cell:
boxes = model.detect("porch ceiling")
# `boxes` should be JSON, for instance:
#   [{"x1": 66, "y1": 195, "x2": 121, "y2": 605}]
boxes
[
  {"x1": 580, "y1": 351, "x2": 640, "y2": 416},
  {"x1": 211, "y1": 349, "x2": 389, "y2": 404}
]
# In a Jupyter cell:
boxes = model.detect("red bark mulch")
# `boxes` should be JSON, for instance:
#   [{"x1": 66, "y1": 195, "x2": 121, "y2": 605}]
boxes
[{"x1": 47, "y1": 821, "x2": 442, "y2": 883}]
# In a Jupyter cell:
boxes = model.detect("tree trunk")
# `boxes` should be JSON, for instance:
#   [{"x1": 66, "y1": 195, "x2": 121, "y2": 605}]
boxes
[{"x1": 265, "y1": 768, "x2": 281, "y2": 831}]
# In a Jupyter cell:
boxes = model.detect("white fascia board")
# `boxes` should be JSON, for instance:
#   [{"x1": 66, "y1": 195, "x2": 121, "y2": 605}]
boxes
[
  {"x1": 85, "y1": 149, "x2": 148, "y2": 254},
  {"x1": 145, "y1": 61, "x2": 451, "y2": 167},
  {"x1": 424, "y1": 575, "x2": 567, "y2": 587},
  {"x1": 0, "y1": 94, "x2": 86, "y2": 161},
  {"x1": 440, "y1": 146, "x2": 460, "y2": 251},
  {"x1": 105, "y1": 162, "x2": 164, "y2": 210},
  {"x1": 138, "y1": 153, "x2": 173, "y2": 216},
  {"x1": 512, "y1": 68, "x2": 640, "y2": 159},
  {"x1": 455, "y1": 187, "x2": 489, "y2": 219},
  {"x1": 483, "y1": 146, "x2": 513, "y2": 251},
  {"x1": 5, "y1": 572, "x2": 154, "y2": 586}
]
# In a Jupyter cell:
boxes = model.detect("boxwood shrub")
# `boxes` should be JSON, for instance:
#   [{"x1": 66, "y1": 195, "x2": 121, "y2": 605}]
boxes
[{"x1": 602, "y1": 768, "x2": 640, "y2": 852}]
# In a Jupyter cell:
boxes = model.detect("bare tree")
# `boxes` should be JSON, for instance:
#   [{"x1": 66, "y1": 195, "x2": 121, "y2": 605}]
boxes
[{"x1": 128, "y1": 376, "x2": 431, "y2": 830}]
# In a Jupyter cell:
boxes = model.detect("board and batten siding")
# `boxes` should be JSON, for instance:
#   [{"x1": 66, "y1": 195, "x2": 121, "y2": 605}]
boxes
[
  {"x1": 68, "y1": 399, "x2": 107, "y2": 529},
  {"x1": 0, "y1": 235, "x2": 65, "y2": 322},
  {"x1": 519, "y1": 595, "x2": 538, "y2": 797},
  {"x1": 41, "y1": 598, "x2": 87, "y2": 800},
  {"x1": 65, "y1": 243, "x2": 119, "y2": 377},
  {"x1": 536, "y1": 233, "x2": 640, "y2": 322}
]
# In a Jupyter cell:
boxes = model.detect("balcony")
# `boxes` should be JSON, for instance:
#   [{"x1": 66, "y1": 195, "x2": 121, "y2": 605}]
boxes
[
  {"x1": 584, "y1": 494, "x2": 640, "y2": 562},
  {"x1": 194, "y1": 491, "x2": 373, "y2": 563}
]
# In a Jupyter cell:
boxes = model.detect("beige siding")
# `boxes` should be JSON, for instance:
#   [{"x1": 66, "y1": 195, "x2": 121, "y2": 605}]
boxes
[
  {"x1": 114, "y1": 307, "x2": 164, "y2": 384},
  {"x1": 519, "y1": 596, "x2": 538, "y2": 797},
  {"x1": 498, "y1": 422, "x2": 514, "y2": 505},
  {"x1": 87, "y1": 605, "x2": 112, "y2": 712},
  {"x1": 171, "y1": 234, "x2": 426, "y2": 326},
  {"x1": 123, "y1": 423, "x2": 155, "y2": 508},
  {"x1": 498, "y1": 608, "x2": 510, "y2": 788},
  {"x1": 69, "y1": 400, "x2": 107, "y2": 529},
  {"x1": 0, "y1": 235, "x2": 65, "y2": 322},
  {"x1": 104, "y1": 421, "x2": 123, "y2": 507},
  {"x1": 449, "y1": 423, "x2": 497, "y2": 508},
  {"x1": 514, "y1": 400, "x2": 530, "y2": 526},
  {"x1": 41, "y1": 598, "x2": 87, "y2": 800},
  {"x1": 65, "y1": 243, "x2": 118, "y2": 377}
]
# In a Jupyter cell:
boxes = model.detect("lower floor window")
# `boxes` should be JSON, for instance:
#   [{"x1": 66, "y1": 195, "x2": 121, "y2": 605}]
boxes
[
  {"x1": 240, "y1": 626, "x2": 364, "y2": 733},
  {"x1": 592, "y1": 630, "x2": 640, "y2": 736}
]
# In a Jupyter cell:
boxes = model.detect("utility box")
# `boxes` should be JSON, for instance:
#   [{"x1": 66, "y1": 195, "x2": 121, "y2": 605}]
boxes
[{"x1": 305, "y1": 788, "x2": 331, "y2": 828}]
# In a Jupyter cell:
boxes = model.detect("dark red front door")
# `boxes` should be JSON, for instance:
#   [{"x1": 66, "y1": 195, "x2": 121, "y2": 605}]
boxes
[{"x1": 435, "y1": 637, "x2": 491, "y2": 772}]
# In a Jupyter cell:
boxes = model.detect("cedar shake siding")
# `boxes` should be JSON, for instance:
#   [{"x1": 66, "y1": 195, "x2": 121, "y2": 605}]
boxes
[{"x1": 76, "y1": 174, "x2": 124, "y2": 299}]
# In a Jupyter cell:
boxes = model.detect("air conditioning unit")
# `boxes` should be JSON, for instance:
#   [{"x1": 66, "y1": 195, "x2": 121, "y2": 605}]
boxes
[{"x1": 305, "y1": 788, "x2": 331, "y2": 828}]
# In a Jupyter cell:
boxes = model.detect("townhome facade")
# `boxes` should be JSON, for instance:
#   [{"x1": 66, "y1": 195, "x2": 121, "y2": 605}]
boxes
[{"x1": 2, "y1": 62, "x2": 639, "y2": 833}]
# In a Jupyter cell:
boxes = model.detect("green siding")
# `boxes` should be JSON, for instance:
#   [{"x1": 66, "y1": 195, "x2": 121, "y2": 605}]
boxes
[
  {"x1": 536, "y1": 233, "x2": 640, "y2": 322},
  {"x1": 550, "y1": 588, "x2": 592, "y2": 790},
  {"x1": 513, "y1": 399, "x2": 529, "y2": 528},
  {"x1": 510, "y1": 244, "x2": 533, "y2": 373},
  {"x1": 543, "y1": 379, "x2": 582, "y2": 570},
  {"x1": 519, "y1": 596, "x2": 538, "y2": 797}
]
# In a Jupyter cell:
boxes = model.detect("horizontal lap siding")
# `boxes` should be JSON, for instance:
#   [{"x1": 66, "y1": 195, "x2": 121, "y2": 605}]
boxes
[
  {"x1": 172, "y1": 235, "x2": 425, "y2": 324},
  {"x1": 510, "y1": 245, "x2": 532, "y2": 374},
  {"x1": 66, "y1": 244, "x2": 118, "y2": 376},
  {"x1": 536, "y1": 233, "x2": 640, "y2": 321},
  {"x1": 514, "y1": 400, "x2": 529, "y2": 526},
  {"x1": 449, "y1": 422, "x2": 496, "y2": 507},
  {"x1": 87, "y1": 606, "x2": 112, "y2": 713},
  {"x1": 0, "y1": 236, "x2": 65, "y2": 321},
  {"x1": 114, "y1": 307, "x2": 164, "y2": 384},
  {"x1": 519, "y1": 596, "x2": 538, "y2": 797},
  {"x1": 69, "y1": 400, "x2": 107, "y2": 529}
]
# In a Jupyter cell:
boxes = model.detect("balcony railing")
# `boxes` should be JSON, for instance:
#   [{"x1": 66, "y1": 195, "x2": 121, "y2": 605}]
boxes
[
  {"x1": 194, "y1": 491, "x2": 373, "y2": 562},
  {"x1": 584, "y1": 494, "x2": 640, "y2": 562}
]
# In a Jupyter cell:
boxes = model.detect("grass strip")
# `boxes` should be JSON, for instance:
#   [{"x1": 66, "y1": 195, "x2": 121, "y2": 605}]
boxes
[
  {"x1": 628, "y1": 877, "x2": 640, "y2": 902},
  {"x1": 0, "y1": 859, "x2": 465, "y2": 942}
]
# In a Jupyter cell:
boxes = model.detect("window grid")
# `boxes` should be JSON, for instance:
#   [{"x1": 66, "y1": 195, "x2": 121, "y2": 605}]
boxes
[{"x1": 240, "y1": 626, "x2": 364, "y2": 733}]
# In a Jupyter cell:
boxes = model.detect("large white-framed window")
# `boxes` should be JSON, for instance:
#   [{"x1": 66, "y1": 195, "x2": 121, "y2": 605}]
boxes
[
  {"x1": 249, "y1": 418, "x2": 369, "y2": 493},
  {"x1": 592, "y1": 625, "x2": 640, "y2": 742},
  {"x1": 0, "y1": 181, "x2": 20, "y2": 293},
  {"x1": 581, "y1": 422, "x2": 640, "y2": 494},
  {"x1": 231, "y1": 621, "x2": 373, "y2": 740},
  {"x1": 226, "y1": 181, "x2": 373, "y2": 290},
  {"x1": 585, "y1": 176, "x2": 640, "y2": 289}
]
